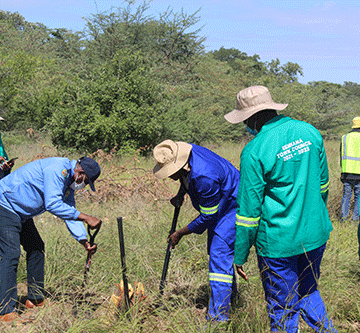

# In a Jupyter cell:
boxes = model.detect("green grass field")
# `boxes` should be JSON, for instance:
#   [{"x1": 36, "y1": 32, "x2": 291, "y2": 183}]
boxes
[{"x1": 1, "y1": 133, "x2": 360, "y2": 333}]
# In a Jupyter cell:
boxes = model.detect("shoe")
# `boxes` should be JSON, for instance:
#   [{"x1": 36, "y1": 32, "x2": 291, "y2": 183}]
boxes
[
  {"x1": 25, "y1": 298, "x2": 46, "y2": 309},
  {"x1": 0, "y1": 311, "x2": 33, "y2": 324}
]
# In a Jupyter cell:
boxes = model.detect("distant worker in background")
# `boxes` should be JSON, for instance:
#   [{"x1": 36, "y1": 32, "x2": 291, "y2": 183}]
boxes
[
  {"x1": 340, "y1": 117, "x2": 360, "y2": 223},
  {"x1": 225, "y1": 85, "x2": 336, "y2": 333},
  {"x1": 0, "y1": 116, "x2": 16, "y2": 179},
  {"x1": 153, "y1": 140, "x2": 239, "y2": 323}
]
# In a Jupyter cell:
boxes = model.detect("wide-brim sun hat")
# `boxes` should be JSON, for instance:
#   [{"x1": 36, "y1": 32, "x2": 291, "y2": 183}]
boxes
[
  {"x1": 224, "y1": 85, "x2": 288, "y2": 124},
  {"x1": 352, "y1": 117, "x2": 360, "y2": 128},
  {"x1": 153, "y1": 140, "x2": 192, "y2": 179}
]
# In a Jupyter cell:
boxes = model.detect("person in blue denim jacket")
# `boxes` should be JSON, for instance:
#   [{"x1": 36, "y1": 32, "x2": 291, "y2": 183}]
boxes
[{"x1": 0, "y1": 157, "x2": 102, "y2": 323}]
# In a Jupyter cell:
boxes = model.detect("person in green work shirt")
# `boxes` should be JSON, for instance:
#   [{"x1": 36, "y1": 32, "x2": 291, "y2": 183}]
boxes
[
  {"x1": 225, "y1": 86, "x2": 336, "y2": 333},
  {"x1": 0, "y1": 116, "x2": 15, "y2": 179}
]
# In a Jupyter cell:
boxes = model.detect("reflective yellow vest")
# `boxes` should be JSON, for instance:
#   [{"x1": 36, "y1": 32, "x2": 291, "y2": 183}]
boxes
[{"x1": 341, "y1": 132, "x2": 360, "y2": 174}]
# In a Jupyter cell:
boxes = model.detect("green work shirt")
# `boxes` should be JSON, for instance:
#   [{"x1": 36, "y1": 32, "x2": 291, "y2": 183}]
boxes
[
  {"x1": 0, "y1": 133, "x2": 8, "y2": 160},
  {"x1": 234, "y1": 115, "x2": 333, "y2": 265}
]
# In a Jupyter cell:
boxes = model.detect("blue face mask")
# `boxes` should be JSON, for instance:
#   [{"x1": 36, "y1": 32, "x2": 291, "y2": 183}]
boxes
[{"x1": 246, "y1": 126, "x2": 258, "y2": 136}]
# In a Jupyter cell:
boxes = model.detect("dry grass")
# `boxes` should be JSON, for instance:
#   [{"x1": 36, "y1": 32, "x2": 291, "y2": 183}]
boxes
[{"x1": 0, "y1": 134, "x2": 358, "y2": 332}]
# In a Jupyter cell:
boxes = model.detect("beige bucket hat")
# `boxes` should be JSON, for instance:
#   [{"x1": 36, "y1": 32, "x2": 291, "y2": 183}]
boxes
[
  {"x1": 224, "y1": 85, "x2": 288, "y2": 124},
  {"x1": 352, "y1": 117, "x2": 360, "y2": 128},
  {"x1": 153, "y1": 140, "x2": 192, "y2": 179}
]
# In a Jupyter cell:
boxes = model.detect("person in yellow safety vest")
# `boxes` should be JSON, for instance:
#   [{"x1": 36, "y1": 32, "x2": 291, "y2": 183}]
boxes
[{"x1": 340, "y1": 117, "x2": 360, "y2": 223}]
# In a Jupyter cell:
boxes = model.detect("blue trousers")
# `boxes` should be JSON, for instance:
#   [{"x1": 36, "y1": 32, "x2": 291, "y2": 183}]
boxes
[
  {"x1": 0, "y1": 207, "x2": 45, "y2": 315},
  {"x1": 340, "y1": 179, "x2": 360, "y2": 221},
  {"x1": 208, "y1": 231, "x2": 236, "y2": 322},
  {"x1": 257, "y1": 244, "x2": 336, "y2": 333}
]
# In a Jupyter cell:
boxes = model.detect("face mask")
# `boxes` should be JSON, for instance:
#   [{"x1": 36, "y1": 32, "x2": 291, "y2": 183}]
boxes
[
  {"x1": 70, "y1": 175, "x2": 86, "y2": 191},
  {"x1": 246, "y1": 126, "x2": 258, "y2": 136}
]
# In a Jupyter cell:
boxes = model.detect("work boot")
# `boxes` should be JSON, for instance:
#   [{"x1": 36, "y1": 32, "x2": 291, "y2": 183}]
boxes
[
  {"x1": 0, "y1": 311, "x2": 33, "y2": 324},
  {"x1": 25, "y1": 298, "x2": 46, "y2": 309}
]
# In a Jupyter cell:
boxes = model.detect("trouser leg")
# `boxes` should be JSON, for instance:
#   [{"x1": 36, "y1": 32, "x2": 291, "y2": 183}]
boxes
[
  {"x1": 20, "y1": 218, "x2": 45, "y2": 301},
  {"x1": 358, "y1": 222, "x2": 360, "y2": 260},
  {"x1": 0, "y1": 211, "x2": 22, "y2": 315},
  {"x1": 352, "y1": 181, "x2": 360, "y2": 221},
  {"x1": 340, "y1": 180, "x2": 352, "y2": 220},
  {"x1": 257, "y1": 255, "x2": 300, "y2": 333},
  {"x1": 208, "y1": 232, "x2": 235, "y2": 322},
  {"x1": 298, "y1": 244, "x2": 337, "y2": 332}
]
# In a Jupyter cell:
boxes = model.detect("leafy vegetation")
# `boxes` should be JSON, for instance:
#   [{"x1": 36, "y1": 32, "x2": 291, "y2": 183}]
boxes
[
  {"x1": 1, "y1": 2, "x2": 359, "y2": 331},
  {"x1": 1, "y1": 1, "x2": 360, "y2": 154}
]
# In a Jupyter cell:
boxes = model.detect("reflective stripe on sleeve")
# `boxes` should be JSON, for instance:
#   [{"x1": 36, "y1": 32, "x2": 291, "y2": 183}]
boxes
[
  {"x1": 321, "y1": 181, "x2": 329, "y2": 194},
  {"x1": 199, "y1": 204, "x2": 219, "y2": 215},
  {"x1": 209, "y1": 273, "x2": 233, "y2": 284},
  {"x1": 236, "y1": 214, "x2": 260, "y2": 227}
]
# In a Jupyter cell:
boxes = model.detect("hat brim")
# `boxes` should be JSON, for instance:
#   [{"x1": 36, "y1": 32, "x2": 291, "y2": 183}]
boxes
[
  {"x1": 224, "y1": 102, "x2": 288, "y2": 124},
  {"x1": 153, "y1": 142, "x2": 192, "y2": 179},
  {"x1": 82, "y1": 169, "x2": 96, "y2": 191},
  {"x1": 88, "y1": 180, "x2": 96, "y2": 192}
]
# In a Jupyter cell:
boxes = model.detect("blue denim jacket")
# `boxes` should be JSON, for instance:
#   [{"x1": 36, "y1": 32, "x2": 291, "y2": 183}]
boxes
[{"x1": 0, "y1": 157, "x2": 87, "y2": 241}]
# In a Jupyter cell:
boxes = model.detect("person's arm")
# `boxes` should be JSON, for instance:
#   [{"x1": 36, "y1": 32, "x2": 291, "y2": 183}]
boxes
[
  {"x1": 43, "y1": 165, "x2": 101, "y2": 237},
  {"x1": 61, "y1": 188, "x2": 88, "y2": 241},
  {"x1": 43, "y1": 166, "x2": 80, "y2": 220},
  {"x1": 320, "y1": 138, "x2": 330, "y2": 203},
  {"x1": 168, "y1": 176, "x2": 220, "y2": 248},
  {"x1": 168, "y1": 225, "x2": 192, "y2": 249},
  {"x1": 187, "y1": 176, "x2": 221, "y2": 235},
  {"x1": 339, "y1": 138, "x2": 342, "y2": 169},
  {"x1": 234, "y1": 149, "x2": 264, "y2": 270},
  {"x1": 63, "y1": 186, "x2": 101, "y2": 255}
]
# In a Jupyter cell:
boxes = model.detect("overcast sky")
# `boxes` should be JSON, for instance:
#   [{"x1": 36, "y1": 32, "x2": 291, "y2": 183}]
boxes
[{"x1": 2, "y1": 0, "x2": 360, "y2": 85}]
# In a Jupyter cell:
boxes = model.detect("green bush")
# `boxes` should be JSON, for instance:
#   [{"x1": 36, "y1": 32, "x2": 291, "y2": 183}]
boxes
[{"x1": 49, "y1": 51, "x2": 166, "y2": 153}]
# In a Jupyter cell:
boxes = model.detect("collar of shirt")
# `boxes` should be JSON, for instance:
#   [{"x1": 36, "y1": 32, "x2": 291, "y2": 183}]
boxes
[{"x1": 257, "y1": 114, "x2": 288, "y2": 136}]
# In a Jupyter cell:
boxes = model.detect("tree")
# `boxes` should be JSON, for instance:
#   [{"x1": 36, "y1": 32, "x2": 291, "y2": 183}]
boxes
[
  {"x1": 49, "y1": 50, "x2": 166, "y2": 153},
  {"x1": 266, "y1": 58, "x2": 303, "y2": 84},
  {"x1": 210, "y1": 47, "x2": 265, "y2": 76},
  {"x1": 82, "y1": 1, "x2": 204, "y2": 66}
]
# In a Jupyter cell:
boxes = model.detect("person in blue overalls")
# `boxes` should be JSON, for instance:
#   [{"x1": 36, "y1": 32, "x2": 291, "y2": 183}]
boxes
[
  {"x1": 153, "y1": 139, "x2": 240, "y2": 322},
  {"x1": 0, "y1": 156, "x2": 102, "y2": 323}
]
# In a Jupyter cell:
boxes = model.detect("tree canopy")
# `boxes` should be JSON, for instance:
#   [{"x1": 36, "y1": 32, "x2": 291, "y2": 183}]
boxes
[{"x1": 0, "y1": 1, "x2": 359, "y2": 153}]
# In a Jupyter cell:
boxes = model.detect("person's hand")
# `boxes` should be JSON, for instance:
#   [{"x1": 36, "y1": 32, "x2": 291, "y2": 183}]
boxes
[
  {"x1": 78, "y1": 213, "x2": 102, "y2": 230},
  {"x1": 236, "y1": 265, "x2": 248, "y2": 281},
  {"x1": 167, "y1": 226, "x2": 191, "y2": 249},
  {"x1": 86, "y1": 216, "x2": 102, "y2": 230},
  {"x1": 7, "y1": 159, "x2": 16, "y2": 168},
  {"x1": 1, "y1": 161, "x2": 10, "y2": 170},
  {"x1": 0, "y1": 156, "x2": 10, "y2": 170},
  {"x1": 80, "y1": 240, "x2": 98, "y2": 261},
  {"x1": 168, "y1": 230, "x2": 183, "y2": 250}
]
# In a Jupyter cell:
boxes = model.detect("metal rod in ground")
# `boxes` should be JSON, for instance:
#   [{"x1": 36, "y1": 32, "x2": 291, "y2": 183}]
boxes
[
  {"x1": 159, "y1": 206, "x2": 180, "y2": 295},
  {"x1": 117, "y1": 217, "x2": 131, "y2": 312}
]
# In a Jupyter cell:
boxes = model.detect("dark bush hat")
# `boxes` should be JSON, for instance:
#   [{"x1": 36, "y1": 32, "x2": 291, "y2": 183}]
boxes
[{"x1": 78, "y1": 157, "x2": 101, "y2": 191}]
